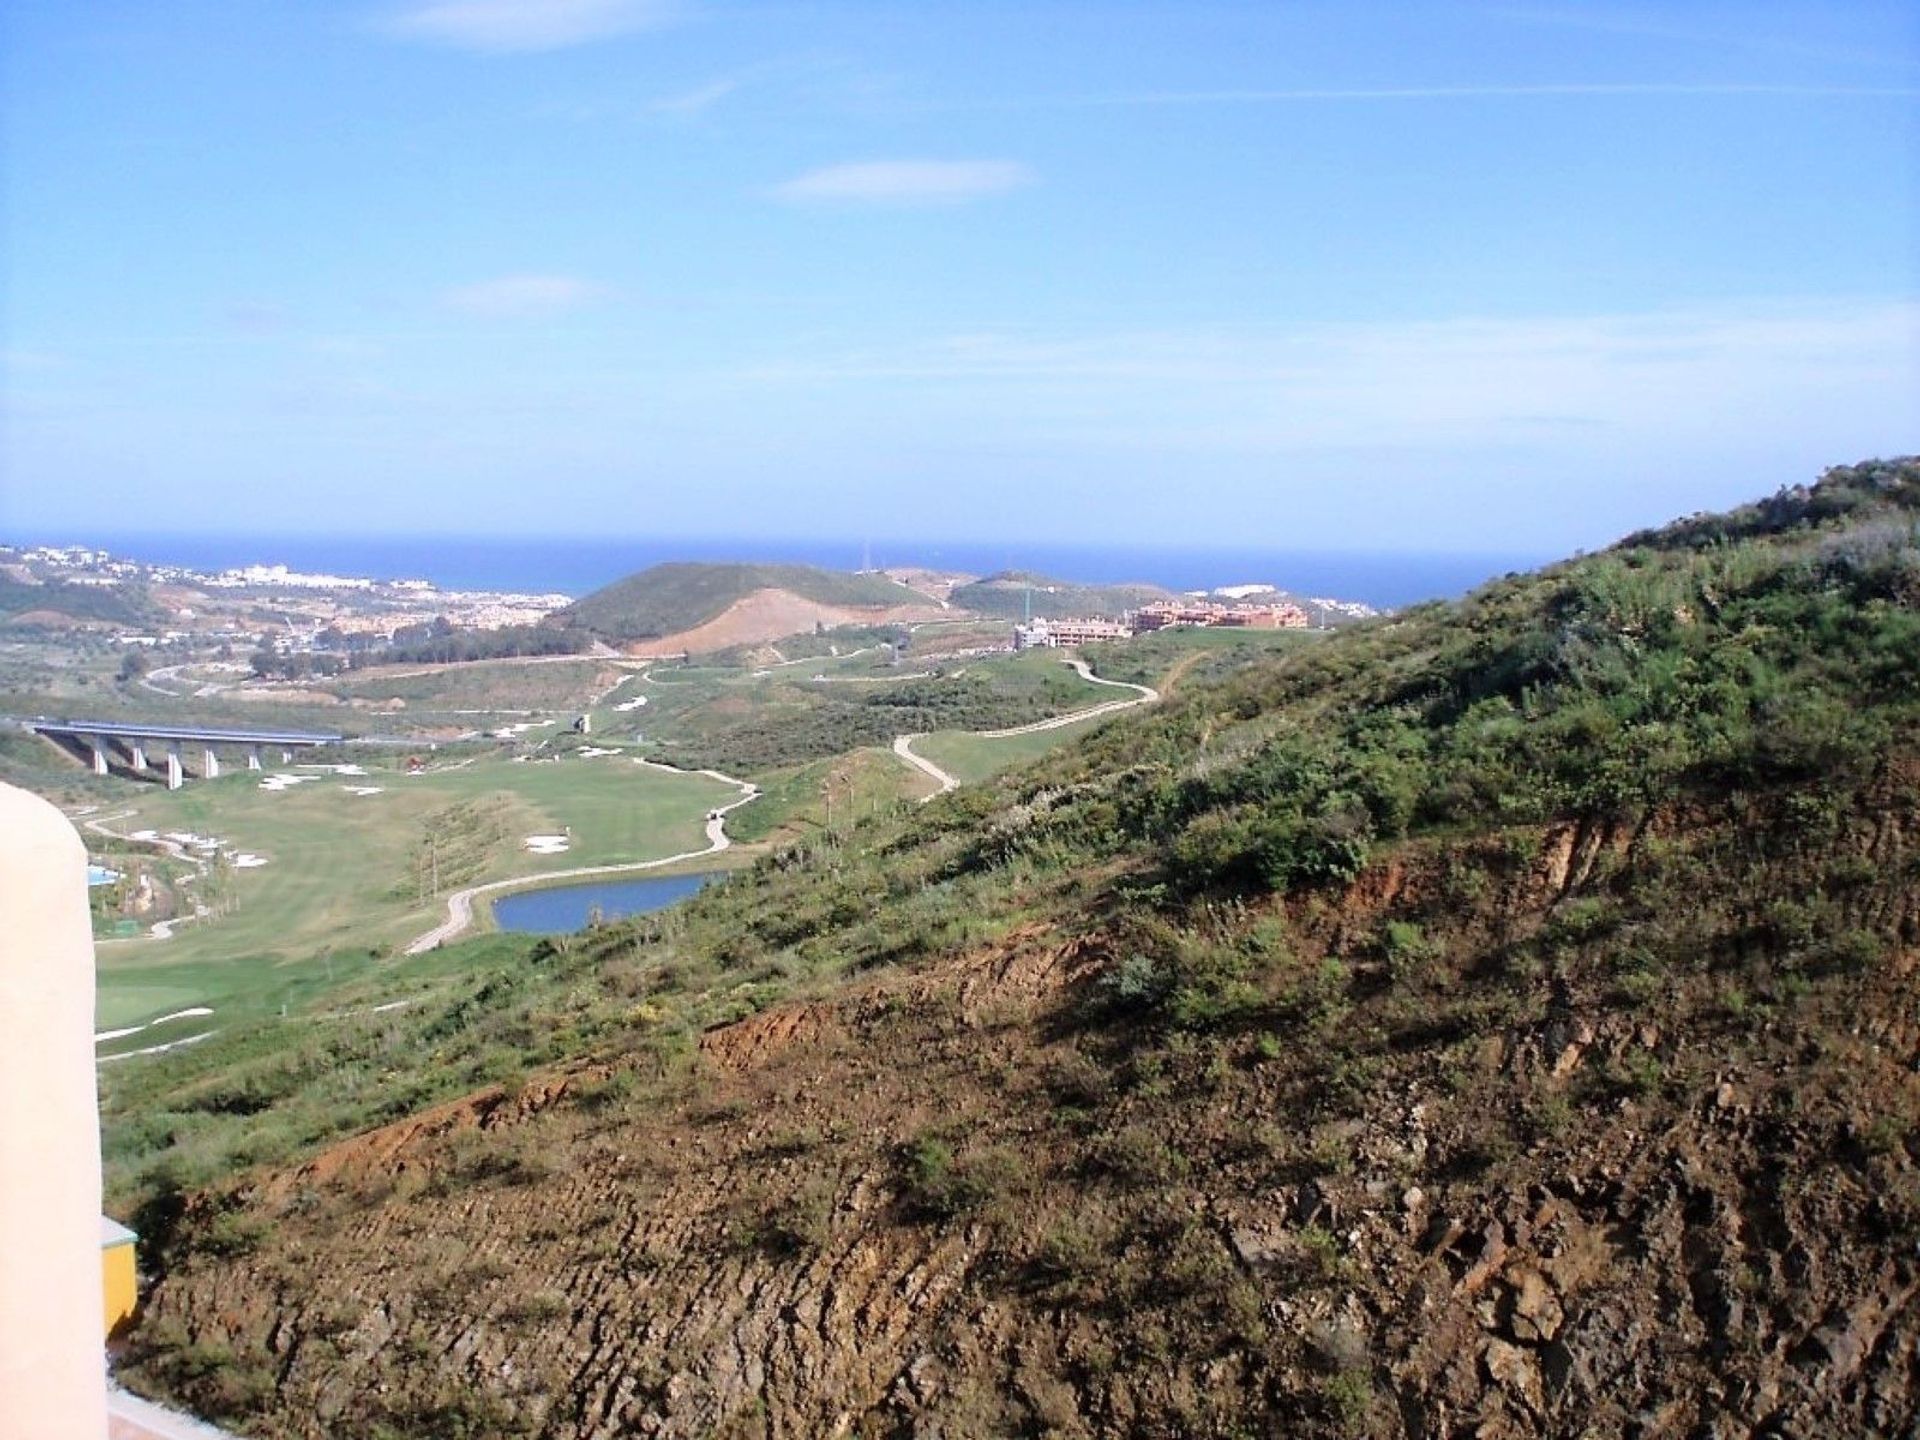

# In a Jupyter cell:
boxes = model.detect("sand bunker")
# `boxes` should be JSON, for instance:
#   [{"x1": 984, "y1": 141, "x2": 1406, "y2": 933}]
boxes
[
  {"x1": 259, "y1": 772, "x2": 317, "y2": 792},
  {"x1": 230, "y1": 853, "x2": 269, "y2": 869},
  {"x1": 96, "y1": 1006, "x2": 215, "y2": 1045},
  {"x1": 493, "y1": 720, "x2": 556, "y2": 740},
  {"x1": 613, "y1": 694, "x2": 649, "y2": 712},
  {"x1": 577, "y1": 746, "x2": 618, "y2": 758},
  {"x1": 99, "y1": 1031, "x2": 216, "y2": 1062},
  {"x1": 344, "y1": 785, "x2": 384, "y2": 796},
  {"x1": 524, "y1": 834, "x2": 571, "y2": 855}
]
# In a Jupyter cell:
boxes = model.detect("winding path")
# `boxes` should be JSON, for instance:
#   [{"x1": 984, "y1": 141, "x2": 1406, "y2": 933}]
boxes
[
  {"x1": 891, "y1": 733, "x2": 959, "y2": 797},
  {"x1": 893, "y1": 656, "x2": 1159, "y2": 801},
  {"x1": 401, "y1": 764, "x2": 760, "y2": 954}
]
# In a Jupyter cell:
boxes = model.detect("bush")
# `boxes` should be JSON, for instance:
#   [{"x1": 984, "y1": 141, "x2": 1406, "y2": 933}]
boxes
[
  {"x1": 1091, "y1": 1124, "x2": 1189, "y2": 1186},
  {"x1": 899, "y1": 1133, "x2": 1022, "y2": 1220},
  {"x1": 1381, "y1": 919, "x2": 1438, "y2": 976},
  {"x1": 197, "y1": 1210, "x2": 273, "y2": 1258}
]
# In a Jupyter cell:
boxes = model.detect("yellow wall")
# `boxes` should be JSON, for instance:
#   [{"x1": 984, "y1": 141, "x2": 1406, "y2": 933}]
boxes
[{"x1": 103, "y1": 1241, "x2": 137, "y2": 1336}]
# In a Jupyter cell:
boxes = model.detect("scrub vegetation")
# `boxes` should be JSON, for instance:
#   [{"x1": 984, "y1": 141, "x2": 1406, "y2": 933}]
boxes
[
  {"x1": 550, "y1": 561, "x2": 931, "y2": 641},
  {"x1": 115, "y1": 460, "x2": 1920, "y2": 1437}
]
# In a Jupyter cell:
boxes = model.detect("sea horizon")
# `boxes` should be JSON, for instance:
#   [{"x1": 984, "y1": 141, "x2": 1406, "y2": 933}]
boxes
[{"x1": 13, "y1": 532, "x2": 1547, "y2": 611}]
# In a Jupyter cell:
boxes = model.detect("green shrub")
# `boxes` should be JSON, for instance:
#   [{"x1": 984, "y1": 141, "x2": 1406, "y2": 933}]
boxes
[{"x1": 899, "y1": 1133, "x2": 1022, "y2": 1220}]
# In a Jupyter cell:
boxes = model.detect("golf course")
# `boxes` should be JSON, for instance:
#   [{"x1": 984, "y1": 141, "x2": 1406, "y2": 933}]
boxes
[{"x1": 88, "y1": 748, "x2": 742, "y2": 1047}]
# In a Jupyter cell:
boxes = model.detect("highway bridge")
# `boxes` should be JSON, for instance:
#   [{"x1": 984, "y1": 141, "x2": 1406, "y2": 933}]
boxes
[{"x1": 24, "y1": 718, "x2": 342, "y2": 789}]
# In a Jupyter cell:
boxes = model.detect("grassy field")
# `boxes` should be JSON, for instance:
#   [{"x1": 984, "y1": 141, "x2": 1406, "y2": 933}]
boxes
[
  {"x1": 50, "y1": 632, "x2": 1264, "y2": 1054},
  {"x1": 577, "y1": 646, "x2": 1113, "y2": 776},
  {"x1": 324, "y1": 656, "x2": 635, "y2": 713},
  {"x1": 1077, "y1": 626, "x2": 1323, "y2": 690},
  {"x1": 910, "y1": 712, "x2": 1119, "y2": 786},
  {"x1": 726, "y1": 744, "x2": 937, "y2": 843},
  {"x1": 97, "y1": 929, "x2": 548, "y2": 1210},
  {"x1": 89, "y1": 750, "x2": 740, "y2": 1038}
]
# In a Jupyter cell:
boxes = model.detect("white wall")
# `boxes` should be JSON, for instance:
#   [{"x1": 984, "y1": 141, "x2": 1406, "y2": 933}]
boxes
[{"x1": 0, "y1": 783, "x2": 108, "y2": 1439}]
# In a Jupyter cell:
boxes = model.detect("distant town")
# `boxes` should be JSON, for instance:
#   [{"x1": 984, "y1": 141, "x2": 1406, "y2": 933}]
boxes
[
  {"x1": 2, "y1": 543, "x2": 573, "y2": 649},
  {"x1": 1013, "y1": 592, "x2": 1326, "y2": 649},
  {"x1": 2, "y1": 543, "x2": 1377, "y2": 665}
]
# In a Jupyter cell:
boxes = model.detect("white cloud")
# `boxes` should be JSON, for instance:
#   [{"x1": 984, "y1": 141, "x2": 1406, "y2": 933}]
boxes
[
  {"x1": 443, "y1": 274, "x2": 602, "y2": 317},
  {"x1": 736, "y1": 299, "x2": 1920, "y2": 453},
  {"x1": 386, "y1": 0, "x2": 675, "y2": 53},
  {"x1": 770, "y1": 160, "x2": 1036, "y2": 205}
]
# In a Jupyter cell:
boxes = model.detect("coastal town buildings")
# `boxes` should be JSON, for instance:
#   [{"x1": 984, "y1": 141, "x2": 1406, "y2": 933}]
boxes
[
  {"x1": 1014, "y1": 599, "x2": 1311, "y2": 650},
  {"x1": 1013, "y1": 617, "x2": 1134, "y2": 650},
  {"x1": 1132, "y1": 600, "x2": 1311, "y2": 631}
]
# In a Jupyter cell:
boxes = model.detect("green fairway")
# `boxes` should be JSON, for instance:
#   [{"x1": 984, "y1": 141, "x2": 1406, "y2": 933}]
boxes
[
  {"x1": 910, "y1": 712, "x2": 1116, "y2": 786},
  {"x1": 94, "y1": 945, "x2": 390, "y2": 1051},
  {"x1": 90, "y1": 751, "x2": 740, "y2": 1032},
  {"x1": 74, "y1": 643, "x2": 1147, "y2": 1043}
]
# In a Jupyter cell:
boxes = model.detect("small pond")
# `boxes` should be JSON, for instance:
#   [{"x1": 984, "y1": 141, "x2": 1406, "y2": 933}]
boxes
[{"x1": 491, "y1": 871, "x2": 719, "y2": 934}]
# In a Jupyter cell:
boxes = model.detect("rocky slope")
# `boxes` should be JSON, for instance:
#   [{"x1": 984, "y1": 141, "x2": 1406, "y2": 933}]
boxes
[{"x1": 119, "y1": 460, "x2": 1920, "y2": 1437}]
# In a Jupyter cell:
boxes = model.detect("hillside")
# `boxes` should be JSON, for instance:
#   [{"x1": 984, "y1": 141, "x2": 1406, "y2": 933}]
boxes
[
  {"x1": 0, "y1": 575, "x2": 157, "y2": 630},
  {"x1": 951, "y1": 569, "x2": 1178, "y2": 619},
  {"x1": 116, "y1": 460, "x2": 1920, "y2": 1438},
  {"x1": 550, "y1": 562, "x2": 938, "y2": 647}
]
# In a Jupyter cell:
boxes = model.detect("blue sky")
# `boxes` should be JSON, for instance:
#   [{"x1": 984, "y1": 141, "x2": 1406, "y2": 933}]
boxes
[{"x1": 3, "y1": 1, "x2": 1915, "y2": 554}]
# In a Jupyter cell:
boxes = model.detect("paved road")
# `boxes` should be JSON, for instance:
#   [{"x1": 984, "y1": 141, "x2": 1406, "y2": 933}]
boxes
[
  {"x1": 893, "y1": 656, "x2": 1159, "y2": 801},
  {"x1": 402, "y1": 763, "x2": 759, "y2": 954}
]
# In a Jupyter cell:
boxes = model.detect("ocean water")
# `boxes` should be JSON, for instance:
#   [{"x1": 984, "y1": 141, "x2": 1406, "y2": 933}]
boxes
[{"x1": 39, "y1": 532, "x2": 1543, "y2": 611}]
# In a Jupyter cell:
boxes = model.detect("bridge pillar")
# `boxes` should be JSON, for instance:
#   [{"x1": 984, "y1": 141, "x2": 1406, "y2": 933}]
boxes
[
  {"x1": 202, "y1": 748, "x2": 220, "y2": 780},
  {"x1": 165, "y1": 743, "x2": 183, "y2": 791},
  {"x1": 247, "y1": 745, "x2": 263, "y2": 771},
  {"x1": 85, "y1": 736, "x2": 108, "y2": 777},
  {"x1": 128, "y1": 742, "x2": 147, "y2": 773}
]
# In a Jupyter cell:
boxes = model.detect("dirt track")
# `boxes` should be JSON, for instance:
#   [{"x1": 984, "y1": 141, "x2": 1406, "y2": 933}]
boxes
[
  {"x1": 623, "y1": 588, "x2": 945, "y2": 657},
  {"x1": 894, "y1": 656, "x2": 1158, "y2": 800}
]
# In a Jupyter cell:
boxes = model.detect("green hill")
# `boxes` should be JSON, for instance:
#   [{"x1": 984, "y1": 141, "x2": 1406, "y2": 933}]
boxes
[
  {"x1": 549, "y1": 561, "x2": 929, "y2": 641},
  {"x1": 116, "y1": 459, "x2": 1920, "y2": 1437},
  {"x1": 951, "y1": 569, "x2": 1176, "y2": 619},
  {"x1": 0, "y1": 575, "x2": 158, "y2": 629}
]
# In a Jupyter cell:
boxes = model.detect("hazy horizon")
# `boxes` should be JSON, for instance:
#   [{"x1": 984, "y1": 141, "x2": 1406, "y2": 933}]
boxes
[{"x1": 7, "y1": 528, "x2": 1548, "y2": 608}]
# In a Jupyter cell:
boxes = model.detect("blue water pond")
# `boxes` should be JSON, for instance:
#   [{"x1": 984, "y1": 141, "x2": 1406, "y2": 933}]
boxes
[{"x1": 491, "y1": 871, "x2": 717, "y2": 934}]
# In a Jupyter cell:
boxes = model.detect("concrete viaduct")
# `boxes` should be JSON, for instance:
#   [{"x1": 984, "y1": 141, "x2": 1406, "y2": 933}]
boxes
[{"x1": 25, "y1": 718, "x2": 343, "y2": 790}]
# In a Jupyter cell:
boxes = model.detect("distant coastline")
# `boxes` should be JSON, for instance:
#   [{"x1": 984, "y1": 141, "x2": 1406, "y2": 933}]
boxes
[{"x1": 24, "y1": 533, "x2": 1542, "y2": 611}]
